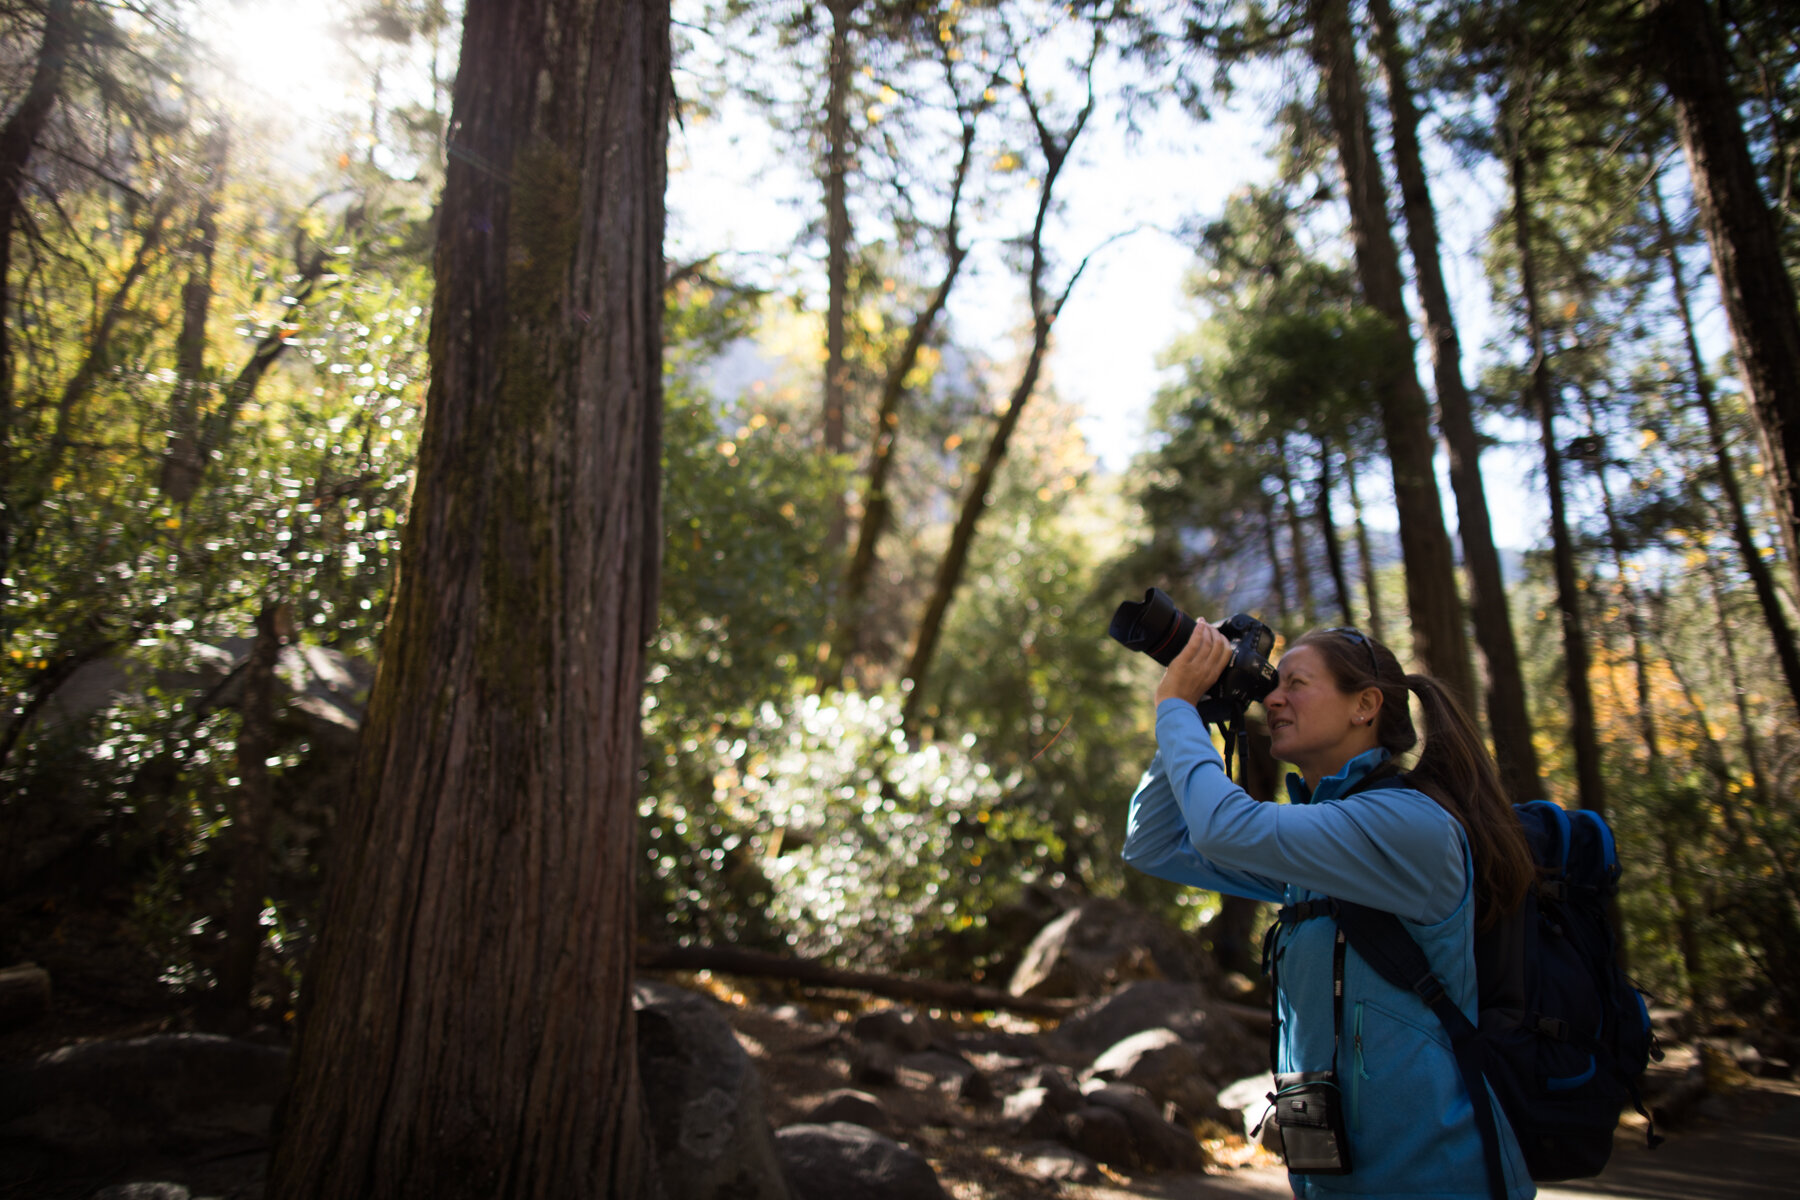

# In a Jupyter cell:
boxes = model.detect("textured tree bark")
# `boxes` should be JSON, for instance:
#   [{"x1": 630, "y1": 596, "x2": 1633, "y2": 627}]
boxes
[
  {"x1": 1509, "y1": 144, "x2": 1606, "y2": 818},
  {"x1": 1367, "y1": 0, "x2": 1541, "y2": 801},
  {"x1": 1647, "y1": 0, "x2": 1800, "y2": 596},
  {"x1": 267, "y1": 1, "x2": 669, "y2": 1197},
  {"x1": 1306, "y1": 0, "x2": 1473, "y2": 704}
]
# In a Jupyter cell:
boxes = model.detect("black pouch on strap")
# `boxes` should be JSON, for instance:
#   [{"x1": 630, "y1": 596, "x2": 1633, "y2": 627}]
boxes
[{"x1": 1271, "y1": 1070, "x2": 1352, "y2": 1175}]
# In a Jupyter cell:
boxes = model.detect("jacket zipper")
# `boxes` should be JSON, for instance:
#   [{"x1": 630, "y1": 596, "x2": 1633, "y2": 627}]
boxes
[{"x1": 1351, "y1": 1001, "x2": 1370, "y2": 1132}]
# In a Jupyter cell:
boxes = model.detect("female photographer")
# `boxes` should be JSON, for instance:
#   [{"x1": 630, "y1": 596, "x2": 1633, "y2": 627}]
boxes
[{"x1": 1122, "y1": 622, "x2": 1536, "y2": 1200}]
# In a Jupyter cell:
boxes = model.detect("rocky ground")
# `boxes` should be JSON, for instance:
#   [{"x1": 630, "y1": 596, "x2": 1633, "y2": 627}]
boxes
[
  {"x1": 3, "y1": 966, "x2": 1800, "y2": 1200},
  {"x1": 4, "y1": 887, "x2": 1800, "y2": 1200}
]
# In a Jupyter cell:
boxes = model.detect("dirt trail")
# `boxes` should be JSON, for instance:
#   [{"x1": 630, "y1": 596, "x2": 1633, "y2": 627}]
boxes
[{"x1": 1063, "y1": 1078, "x2": 1800, "y2": 1200}]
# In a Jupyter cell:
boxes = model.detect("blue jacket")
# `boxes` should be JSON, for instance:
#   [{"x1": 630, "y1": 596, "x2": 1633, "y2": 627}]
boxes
[{"x1": 1122, "y1": 699, "x2": 1533, "y2": 1199}]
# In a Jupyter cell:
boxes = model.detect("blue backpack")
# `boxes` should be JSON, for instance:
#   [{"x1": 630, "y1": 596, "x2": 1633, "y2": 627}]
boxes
[{"x1": 1319, "y1": 794, "x2": 1662, "y2": 1197}]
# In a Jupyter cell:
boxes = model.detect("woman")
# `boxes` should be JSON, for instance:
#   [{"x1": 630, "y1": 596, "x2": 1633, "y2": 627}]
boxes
[{"x1": 1122, "y1": 621, "x2": 1536, "y2": 1200}]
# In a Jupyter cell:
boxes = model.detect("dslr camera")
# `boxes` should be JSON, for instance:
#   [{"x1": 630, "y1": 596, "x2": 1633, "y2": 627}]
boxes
[{"x1": 1108, "y1": 587, "x2": 1278, "y2": 723}]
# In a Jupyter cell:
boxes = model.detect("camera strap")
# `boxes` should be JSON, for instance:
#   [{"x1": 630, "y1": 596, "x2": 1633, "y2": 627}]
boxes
[
  {"x1": 1210, "y1": 707, "x2": 1251, "y2": 781},
  {"x1": 1261, "y1": 899, "x2": 1349, "y2": 1082}
]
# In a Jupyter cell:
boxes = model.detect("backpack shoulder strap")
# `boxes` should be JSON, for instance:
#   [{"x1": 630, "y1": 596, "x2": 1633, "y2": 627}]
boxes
[{"x1": 1334, "y1": 900, "x2": 1509, "y2": 1200}]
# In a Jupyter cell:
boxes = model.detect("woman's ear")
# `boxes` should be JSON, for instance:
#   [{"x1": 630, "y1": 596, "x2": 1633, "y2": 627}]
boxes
[{"x1": 1355, "y1": 688, "x2": 1383, "y2": 726}]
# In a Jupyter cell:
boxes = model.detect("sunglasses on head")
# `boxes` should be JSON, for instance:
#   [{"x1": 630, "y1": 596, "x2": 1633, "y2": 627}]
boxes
[{"x1": 1325, "y1": 626, "x2": 1380, "y2": 677}]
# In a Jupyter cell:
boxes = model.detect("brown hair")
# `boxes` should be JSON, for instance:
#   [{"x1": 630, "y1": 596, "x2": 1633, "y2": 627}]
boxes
[{"x1": 1290, "y1": 629, "x2": 1535, "y2": 932}]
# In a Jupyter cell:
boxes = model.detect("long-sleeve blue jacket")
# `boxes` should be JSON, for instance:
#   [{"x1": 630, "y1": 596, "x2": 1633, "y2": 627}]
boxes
[{"x1": 1123, "y1": 698, "x2": 1533, "y2": 1200}]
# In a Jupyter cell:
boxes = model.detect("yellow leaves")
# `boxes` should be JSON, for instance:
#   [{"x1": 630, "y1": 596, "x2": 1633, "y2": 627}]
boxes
[
  {"x1": 716, "y1": 440, "x2": 737, "y2": 456},
  {"x1": 1640, "y1": 428, "x2": 1658, "y2": 449},
  {"x1": 164, "y1": 516, "x2": 181, "y2": 529},
  {"x1": 993, "y1": 151, "x2": 1021, "y2": 173},
  {"x1": 779, "y1": 502, "x2": 797, "y2": 522},
  {"x1": 943, "y1": 433, "x2": 963, "y2": 452}
]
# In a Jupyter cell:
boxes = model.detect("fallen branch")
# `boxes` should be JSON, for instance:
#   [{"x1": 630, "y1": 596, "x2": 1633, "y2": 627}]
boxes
[{"x1": 636, "y1": 943, "x2": 1083, "y2": 1019}]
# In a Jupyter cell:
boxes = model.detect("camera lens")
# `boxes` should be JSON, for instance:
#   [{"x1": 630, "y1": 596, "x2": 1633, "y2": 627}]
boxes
[{"x1": 1107, "y1": 587, "x2": 1197, "y2": 666}]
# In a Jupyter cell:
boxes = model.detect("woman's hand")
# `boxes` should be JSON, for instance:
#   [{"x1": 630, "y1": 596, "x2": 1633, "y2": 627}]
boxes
[{"x1": 1154, "y1": 619, "x2": 1233, "y2": 707}]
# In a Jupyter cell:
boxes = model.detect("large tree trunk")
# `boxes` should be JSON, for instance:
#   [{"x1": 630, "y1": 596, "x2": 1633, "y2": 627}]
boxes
[
  {"x1": 1646, "y1": 0, "x2": 1800, "y2": 594},
  {"x1": 214, "y1": 600, "x2": 282, "y2": 1027},
  {"x1": 1346, "y1": 463, "x2": 1386, "y2": 641},
  {"x1": 1315, "y1": 441, "x2": 1354, "y2": 624},
  {"x1": 1652, "y1": 176, "x2": 1800, "y2": 714},
  {"x1": 1509, "y1": 142, "x2": 1606, "y2": 818},
  {"x1": 822, "y1": 0, "x2": 858, "y2": 554},
  {"x1": 1367, "y1": 0, "x2": 1541, "y2": 801},
  {"x1": 1307, "y1": 0, "x2": 1473, "y2": 703},
  {"x1": 267, "y1": 1, "x2": 669, "y2": 1197},
  {"x1": 1276, "y1": 436, "x2": 1315, "y2": 622}
]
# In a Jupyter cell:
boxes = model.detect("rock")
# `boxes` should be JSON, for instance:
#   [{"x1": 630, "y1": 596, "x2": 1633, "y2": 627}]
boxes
[
  {"x1": 1009, "y1": 898, "x2": 1211, "y2": 999},
  {"x1": 1016, "y1": 1141, "x2": 1100, "y2": 1183},
  {"x1": 776, "y1": 1122, "x2": 950, "y2": 1200},
  {"x1": 1045, "y1": 981, "x2": 1262, "y2": 1080},
  {"x1": 1078, "y1": 1081, "x2": 1208, "y2": 1171},
  {"x1": 92, "y1": 1186, "x2": 192, "y2": 1200},
  {"x1": 1002, "y1": 1087, "x2": 1069, "y2": 1140},
  {"x1": 0, "y1": 1033, "x2": 286, "y2": 1151},
  {"x1": 1061, "y1": 1105, "x2": 1136, "y2": 1169},
  {"x1": 804, "y1": 1089, "x2": 891, "y2": 1134},
  {"x1": 1219, "y1": 1073, "x2": 1282, "y2": 1154},
  {"x1": 635, "y1": 981, "x2": 793, "y2": 1200},
  {"x1": 896, "y1": 1050, "x2": 991, "y2": 1104},
  {"x1": 851, "y1": 1040, "x2": 899, "y2": 1086},
  {"x1": 1083, "y1": 1028, "x2": 1221, "y2": 1119},
  {"x1": 853, "y1": 1006, "x2": 938, "y2": 1053}
]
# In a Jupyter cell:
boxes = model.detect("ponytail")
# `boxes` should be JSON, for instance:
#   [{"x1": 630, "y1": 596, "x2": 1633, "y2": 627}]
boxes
[
  {"x1": 1401, "y1": 673, "x2": 1534, "y2": 932},
  {"x1": 1291, "y1": 630, "x2": 1534, "y2": 932}
]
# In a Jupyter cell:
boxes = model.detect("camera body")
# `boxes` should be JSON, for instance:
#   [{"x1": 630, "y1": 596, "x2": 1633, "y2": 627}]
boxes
[{"x1": 1107, "y1": 588, "x2": 1278, "y2": 723}]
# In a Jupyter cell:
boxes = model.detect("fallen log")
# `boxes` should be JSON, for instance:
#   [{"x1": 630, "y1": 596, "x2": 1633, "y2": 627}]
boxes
[
  {"x1": 0, "y1": 962, "x2": 51, "y2": 1030},
  {"x1": 636, "y1": 943, "x2": 1084, "y2": 1019}
]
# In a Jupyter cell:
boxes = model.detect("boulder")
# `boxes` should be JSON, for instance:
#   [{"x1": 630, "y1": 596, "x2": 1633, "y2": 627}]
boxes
[
  {"x1": 0, "y1": 1033, "x2": 286, "y2": 1152},
  {"x1": 1061, "y1": 1105, "x2": 1136, "y2": 1169},
  {"x1": 1015, "y1": 1142, "x2": 1100, "y2": 1184},
  {"x1": 1082, "y1": 1027, "x2": 1221, "y2": 1119},
  {"x1": 775, "y1": 1122, "x2": 950, "y2": 1200},
  {"x1": 1002, "y1": 1064, "x2": 1083, "y2": 1139},
  {"x1": 850, "y1": 1040, "x2": 899, "y2": 1087},
  {"x1": 1078, "y1": 1081, "x2": 1208, "y2": 1172},
  {"x1": 1044, "y1": 980, "x2": 1262, "y2": 1080},
  {"x1": 804, "y1": 1089, "x2": 891, "y2": 1134},
  {"x1": 852, "y1": 1006, "x2": 938, "y2": 1053},
  {"x1": 1009, "y1": 898, "x2": 1210, "y2": 999},
  {"x1": 896, "y1": 1050, "x2": 991, "y2": 1104},
  {"x1": 635, "y1": 981, "x2": 792, "y2": 1200}
]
